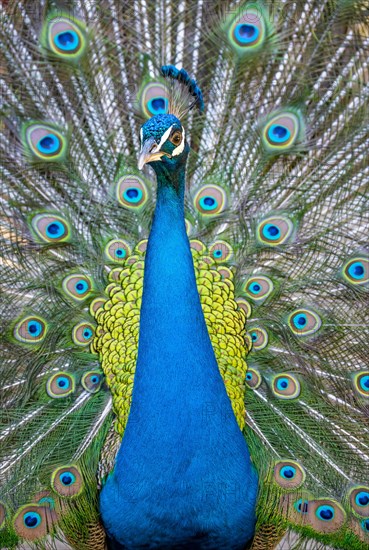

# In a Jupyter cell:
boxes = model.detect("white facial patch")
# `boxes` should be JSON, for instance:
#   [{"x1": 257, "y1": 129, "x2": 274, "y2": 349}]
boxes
[
  {"x1": 172, "y1": 128, "x2": 185, "y2": 157},
  {"x1": 154, "y1": 124, "x2": 175, "y2": 153}
]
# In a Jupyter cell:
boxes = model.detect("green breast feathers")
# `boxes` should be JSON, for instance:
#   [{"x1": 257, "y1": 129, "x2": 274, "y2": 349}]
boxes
[{"x1": 92, "y1": 236, "x2": 250, "y2": 435}]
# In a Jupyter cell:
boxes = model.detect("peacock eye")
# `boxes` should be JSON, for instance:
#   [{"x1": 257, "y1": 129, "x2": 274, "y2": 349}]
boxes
[
  {"x1": 72, "y1": 322, "x2": 95, "y2": 346},
  {"x1": 273, "y1": 460, "x2": 305, "y2": 489},
  {"x1": 81, "y1": 371, "x2": 103, "y2": 393},
  {"x1": 294, "y1": 499, "x2": 309, "y2": 514},
  {"x1": 272, "y1": 373, "x2": 301, "y2": 399},
  {"x1": 51, "y1": 465, "x2": 83, "y2": 498},
  {"x1": 14, "y1": 315, "x2": 48, "y2": 344},
  {"x1": 22, "y1": 123, "x2": 68, "y2": 162},
  {"x1": 46, "y1": 372, "x2": 75, "y2": 398},
  {"x1": 245, "y1": 368, "x2": 262, "y2": 389},
  {"x1": 13, "y1": 505, "x2": 52, "y2": 540},
  {"x1": 308, "y1": 499, "x2": 346, "y2": 533},
  {"x1": 348, "y1": 486, "x2": 369, "y2": 516},
  {"x1": 169, "y1": 131, "x2": 182, "y2": 146}
]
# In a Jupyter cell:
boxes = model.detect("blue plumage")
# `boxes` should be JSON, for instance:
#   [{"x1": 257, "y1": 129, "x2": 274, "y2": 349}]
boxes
[{"x1": 101, "y1": 114, "x2": 258, "y2": 547}]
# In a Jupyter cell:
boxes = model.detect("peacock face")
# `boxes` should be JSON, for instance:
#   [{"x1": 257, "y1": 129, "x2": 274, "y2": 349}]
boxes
[{"x1": 138, "y1": 114, "x2": 188, "y2": 171}]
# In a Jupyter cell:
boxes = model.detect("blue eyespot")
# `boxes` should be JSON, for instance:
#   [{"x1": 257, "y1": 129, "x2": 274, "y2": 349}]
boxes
[
  {"x1": 60, "y1": 471, "x2": 76, "y2": 486},
  {"x1": 277, "y1": 377, "x2": 290, "y2": 391},
  {"x1": 267, "y1": 124, "x2": 291, "y2": 144},
  {"x1": 54, "y1": 30, "x2": 80, "y2": 51},
  {"x1": 360, "y1": 376, "x2": 369, "y2": 391},
  {"x1": 316, "y1": 505, "x2": 335, "y2": 521},
  {"x1": 280, "y1": 465, "x2": 296, "y2": 479},
  {"x1": 355, "y1": 491, "x2": 369, "y2": 507},
  {"x1": 246, "y1": 373, "x2": 252, "y2": 380},
  {"x1": 37, "y1": 134, "x2": 60, "y2": 154},
  {"x1": 83, "y1": 328, "x2": 93, "y2": 340},
  {"x1": 348, "y1": 261, "x2": 365, "y2": 280},
  {"x1": 46, "y1": 220, "x2": 66, "y2": 239},
  {"x1": 123, "y1": 187, "x2": 143, "y2": 204},
  {"x1": 249, "y1": 282, "x2": 261, "y2": 294},
  {"x1": 362, "y1": 519, "x2": 369, "y2": 532},
  {"x1": 199, "y1": 196, "x2": 218, "y2": 211},
  {"x1": 27, "y1": 320, "x2": 42, "y2": 337},
  {"x1": 293, "y1": 314, "x2": 307, "y2": 328},
  {"x1": 23, "y1": 511, "x2": 41, "y2": 528},
  {"x1": 262, "y1": 223, "x2": 281, "y2": 240},
  {"x1": 115, "y1": 248, "x2": 126, "y2": 258},
  {"x1": 234, "y1": 23, "x2": 259, "y2": 44},
  {"x1": 213, "y1": 250, "x2": 223, "y2": 258},
  {"x1": 81, "y1": 371, "x2": 102, "y2": 393},
  {"x1": 251, "y1": 332, "x2": 258, "y2": 342},
  {"x1": 57, "y1": 376, "x2": 70, "y2": 389},
  {"x1": 147, "y1": 97, "x2": 169, "y2": 115},
  {"x1": 294, "y1": 499, "x2": 309, "y2": 514},
  {"x1": 75, "y1": 280, "x2": 89, "y2": 294}
]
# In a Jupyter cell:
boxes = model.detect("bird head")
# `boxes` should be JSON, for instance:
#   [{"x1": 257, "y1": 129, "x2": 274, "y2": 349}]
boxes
[{"x1": 138, "y1": 114, "x2": 189, "y2": 174}]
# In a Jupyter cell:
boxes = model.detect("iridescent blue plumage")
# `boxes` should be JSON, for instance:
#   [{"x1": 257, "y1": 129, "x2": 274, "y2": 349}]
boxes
[{"x1": 100, "y1": 113, "x2": 258, "y2": 548}]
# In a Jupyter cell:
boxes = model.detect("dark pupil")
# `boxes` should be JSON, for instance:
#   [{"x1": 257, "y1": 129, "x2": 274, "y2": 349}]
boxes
[
  {"x1": 252, "y1": 333, "x2": 257, "y2": 341},
  {"x1": 58, "y1": 379, "x2": 66, "y2": 387},
  {"x1": 116, "y1": 249, "x2": 123, "y2": 256},
  {"x1": 239, "y1": 24, "x2": 255, "y2": 38},
  {"x1": 253, "y1": 284, "x2": 261, "y2": 291},
  {"x1": 59, "y1": 31, "x2": 74, "y2": 46},
  {"x1": 83, "y1": 330, "x2": 90, "y2": 338},
  {"x1": 283, "y1": 469, "x2": 294, "y2": 479},
  {"x1": 364, "y1": 520, "x2": 369, "y2": 531},
  {"x1": 215, "y1": 250, "x2": 222, "y2": 257},
  {"x1": 246, "y1": 373, "x2": 252, "y2": 380},
  {"x1": 272, "y1": 125, "x2": 287, "y2": 138},
  {"x1": 281, "y1": 381, "x2": 288, "y2": 389},
  {"x1": 204, "y1": 197, "x2": 215, "y2": 206},
  {"x1": 126, "y1": 188, "x2": 139, "y2": 199},
  {"x1": 354, "y1": 264, "x2": 364, "y2": 276},
  {"x1": 298, "y1": 502, "x2": 308, "y2": 513},
  {"x1": 40, "y1": 136, "x2": 54, "y2": 150},
  {"x1": 92, "y1": 376, "x2": 98, "y2": 383},
  {"x1": 363, "y1": 378, "x2": 369, "y2": 389},
  {"x1": 29, "y1": 323, "x2": 38, "y2": 334},
  {"x1": 267, "y1": 225, "x2": 279, "y2": 236},
  {"x1": 297, "y1": 316, "x2": 306, "y2": 326},
  {"x1": 25, "y1": 515, "x2": 38, "y2": 527},
  {"x1": 320, "y1": 509, "x2": 333, "y2": 520},
  {"x1": 61, "y1": 474, "x2": 73, "y2": 485},
  {"x1": 152, "y1": 98, "x2": 165, "y2": 111},
  {"x1": 48, "y1": 223, "x2": 59, "y2": 234},
  {"x1": 76, "y1": 283, "x2": 84, "y2": 290},
  {"x1": 359, "y1": 495, "x2": 369, "y2": 506}
]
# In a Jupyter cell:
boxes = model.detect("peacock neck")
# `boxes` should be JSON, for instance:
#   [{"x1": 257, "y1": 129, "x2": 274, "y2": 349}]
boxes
[
  {"x1": 116, "y1": 161, "x2": 242, "y2": 436},
  {"x1": 130, "y1": 162, "x2": 223, "y2": 409},
  {"x1": 102, "y1": 161, "x2": 258, "y2": 548}
]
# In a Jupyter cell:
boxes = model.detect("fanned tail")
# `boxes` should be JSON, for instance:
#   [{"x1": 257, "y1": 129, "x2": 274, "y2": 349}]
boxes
[{"x1": 1, "y1": 1, "x2": 369, "y2": 548}]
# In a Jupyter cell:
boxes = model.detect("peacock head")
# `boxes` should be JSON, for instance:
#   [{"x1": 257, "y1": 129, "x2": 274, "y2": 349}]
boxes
[{"x1": 138, "y1": 114, "x2": 189, "y2": 174}]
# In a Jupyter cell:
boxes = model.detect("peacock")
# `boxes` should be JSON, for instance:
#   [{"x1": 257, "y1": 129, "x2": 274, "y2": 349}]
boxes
[{"x1": 1, "y1": 0, "x2": 369, "y2": 548}]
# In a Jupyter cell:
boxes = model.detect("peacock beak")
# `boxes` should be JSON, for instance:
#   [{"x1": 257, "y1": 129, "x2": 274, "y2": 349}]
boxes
[{"x1": 138, "y1": 137, "x2": 166, "y2": 170}]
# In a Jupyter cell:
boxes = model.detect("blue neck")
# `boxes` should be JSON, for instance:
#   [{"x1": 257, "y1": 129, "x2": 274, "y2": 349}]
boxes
[
  {"x1": 127, "y1": 164, "x2": 234, "y2": 423},
  {"x1": 100, "y1": 161, "x2": 258, "y2": 548}
]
